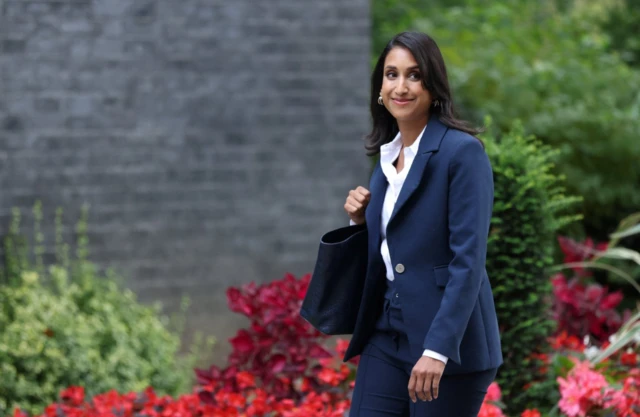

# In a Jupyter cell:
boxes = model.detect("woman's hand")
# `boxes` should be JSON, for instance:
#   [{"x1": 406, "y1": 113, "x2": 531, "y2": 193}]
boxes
[
  {"x1": 408, "y1": 356, "x2": 445, "y2": 402},
  {"x1": 344, "y1": 186, "x2": 371, "y2": 225}
]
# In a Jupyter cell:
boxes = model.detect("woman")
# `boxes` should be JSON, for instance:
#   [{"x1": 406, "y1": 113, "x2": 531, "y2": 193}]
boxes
[{"x1": 342, "y1": 31, "x2": 503, "y2": 416}]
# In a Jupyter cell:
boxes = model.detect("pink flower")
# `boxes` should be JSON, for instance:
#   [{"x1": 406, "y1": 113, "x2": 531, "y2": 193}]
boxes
[
  {"x1": 479, "y1": 382, "x2": 505, "y2": 417},
  {"x1": 603, "y1": 375, "x2": 640, "y2": 417},
  {"x1": 557, "y1": 361, "x2": 608, "y2": 417},
  {"x1": 485, "y1": 382, "x2": 502, "y2": 402}
]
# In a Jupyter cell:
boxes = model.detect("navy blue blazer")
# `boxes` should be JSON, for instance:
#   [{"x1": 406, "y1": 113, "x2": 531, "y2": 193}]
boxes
[{"x1": 343, "y1": 115, "x2": 503, "y2": 375}]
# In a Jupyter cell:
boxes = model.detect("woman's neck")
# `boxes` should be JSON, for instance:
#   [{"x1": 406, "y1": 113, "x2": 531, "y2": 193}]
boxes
[{"x1": 397, "y1": 117, "x2": 428, "y2": 148}]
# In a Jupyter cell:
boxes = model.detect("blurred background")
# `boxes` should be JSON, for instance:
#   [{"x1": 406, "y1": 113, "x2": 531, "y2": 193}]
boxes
[
  {"x1": 0, "y1": 0, "x2": 371, "y2": 361},
  {"x1": 1, "y1": 0, "x2": 639, "y2": 416}
]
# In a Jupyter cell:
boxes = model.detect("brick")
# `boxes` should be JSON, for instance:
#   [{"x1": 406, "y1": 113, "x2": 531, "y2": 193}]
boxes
[{"x1": 0, "y1": 0, "x2": 371, "y2": 350}]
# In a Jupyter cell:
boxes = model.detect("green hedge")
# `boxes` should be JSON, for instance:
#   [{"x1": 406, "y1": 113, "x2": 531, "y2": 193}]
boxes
[
  {"x1": 601, "y1": 0, "x2": 640, "y2": 68},
  {"x1": 483, "y1": 118, "x2": 581, "y2": 413},
  {"x1": 0, "y1": 205, "x2": 200, "y2": 415},
  {"x1": 371, "y1": 0, "x2": 466, "y2": 56}
]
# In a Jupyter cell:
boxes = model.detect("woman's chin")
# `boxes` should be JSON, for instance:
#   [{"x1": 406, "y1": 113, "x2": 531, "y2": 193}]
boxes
[{"x1": 391, "y1": 111, "x2": 428, "y2": 124}]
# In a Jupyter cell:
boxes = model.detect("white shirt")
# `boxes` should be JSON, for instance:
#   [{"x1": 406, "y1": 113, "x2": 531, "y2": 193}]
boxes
[{"x1": 352, "y1": 125, "x2": 448, "y2": 365}]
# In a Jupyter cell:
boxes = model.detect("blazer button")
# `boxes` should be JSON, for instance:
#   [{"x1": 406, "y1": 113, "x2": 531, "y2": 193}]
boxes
[{"x1": 395, "y1": 263, "x2": 405, "y2": 274}]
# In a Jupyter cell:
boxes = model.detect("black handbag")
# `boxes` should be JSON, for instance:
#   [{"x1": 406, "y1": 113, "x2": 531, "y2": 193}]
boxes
[{"x1": 300, "y1": 224, "x2": 368, "y2": 335}]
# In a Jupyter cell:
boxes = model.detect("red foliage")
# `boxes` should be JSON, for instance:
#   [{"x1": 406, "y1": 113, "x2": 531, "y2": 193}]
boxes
[
  {"x1": 551, "y1": 273, "x2": 630, "y2": 342},
  {"x1": 552, "y1": 235, "x2": 631, "y2": 342},
  {"x1": 195, "y1": 273, "x2": 356, "y2": 403},
  {"x1": 557, "y1": 235, "x2": 608, "y2": 277},
  {"x1": 13, "y1": 266, "x2": 637, "y2": 417}
]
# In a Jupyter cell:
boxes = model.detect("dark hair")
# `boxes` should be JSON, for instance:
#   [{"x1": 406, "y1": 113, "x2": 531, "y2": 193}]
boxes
[{"x1": 365, "y1": 31, "x2": 482, "y2": 156}]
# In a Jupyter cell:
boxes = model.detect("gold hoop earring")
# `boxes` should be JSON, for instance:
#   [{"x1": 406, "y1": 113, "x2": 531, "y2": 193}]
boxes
[{"x1": 378, "y1": 95, "x2": 384, "y2": 105}]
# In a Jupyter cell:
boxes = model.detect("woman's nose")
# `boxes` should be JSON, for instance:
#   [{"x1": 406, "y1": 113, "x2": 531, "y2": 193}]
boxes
[{"x1": 396, "y1": 80, "x2": 409, "y2": 94}]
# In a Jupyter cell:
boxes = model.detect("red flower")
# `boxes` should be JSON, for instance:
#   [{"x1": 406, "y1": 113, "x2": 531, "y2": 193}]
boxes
[
  {"x1": 235, "y1": 371, "x2": 256, "y2": 389},
  {"x1": 621, "y1": 351, "x2": 638, "y2": 367},
  {"x1": 317, "y1": 368, "x2": 345, "y2": 387},
  {"x1": 529, "y1": 352, "x2": 551, "y2": 375},
  {"x1": 521, "y1": 409, "x2": 541, "y2": 417},
  {"x1": 549, "y1": 331, "x2": 585, "y2": 352},
  {"x1": 60, "y1": 386, "x2": 85, "y2": 406}
]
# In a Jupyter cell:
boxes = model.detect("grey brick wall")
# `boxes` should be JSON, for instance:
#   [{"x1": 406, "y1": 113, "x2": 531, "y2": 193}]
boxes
[{"x1": 0, "y1": 0, "x2": 371, "y2": 362}]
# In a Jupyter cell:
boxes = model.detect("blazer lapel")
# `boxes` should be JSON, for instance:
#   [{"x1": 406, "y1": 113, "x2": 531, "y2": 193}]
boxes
[
  {"x1": 388, "y1": 115, "x2": 449, "y2": 227},
  {"x1": 365, "y1": 162, "x2": 387, "y2": 253}
]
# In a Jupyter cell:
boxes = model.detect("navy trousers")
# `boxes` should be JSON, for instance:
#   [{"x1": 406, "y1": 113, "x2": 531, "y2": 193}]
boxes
[{"x1": 349, "y1": 281, "x2": 498, "y2": 417}]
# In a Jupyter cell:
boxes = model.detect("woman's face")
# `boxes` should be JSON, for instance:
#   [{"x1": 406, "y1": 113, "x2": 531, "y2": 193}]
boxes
[{"x1": 380, "y1": 47, "x2": 432, "y2": 125}]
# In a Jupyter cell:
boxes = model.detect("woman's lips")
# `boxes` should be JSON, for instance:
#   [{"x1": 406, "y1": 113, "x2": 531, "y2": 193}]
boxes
[{"x1": 392, "y1": 98, "x2": 414, "y2": 106}]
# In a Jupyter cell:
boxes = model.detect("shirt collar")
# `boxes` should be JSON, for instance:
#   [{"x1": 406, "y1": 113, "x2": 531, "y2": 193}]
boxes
[{"x1": 379, "y1": 124, "x2": 427, "y2": 164}]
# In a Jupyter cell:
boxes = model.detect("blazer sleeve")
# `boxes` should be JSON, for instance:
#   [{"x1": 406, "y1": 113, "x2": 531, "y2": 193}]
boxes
[{"x1": 422, "y1": 137, "x2": 494, "y2": 365}]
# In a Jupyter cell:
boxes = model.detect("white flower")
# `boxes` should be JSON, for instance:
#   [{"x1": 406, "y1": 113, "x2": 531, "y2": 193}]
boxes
[{"x1": 584, "y1": 346, "x2": 600, "y2": 360}]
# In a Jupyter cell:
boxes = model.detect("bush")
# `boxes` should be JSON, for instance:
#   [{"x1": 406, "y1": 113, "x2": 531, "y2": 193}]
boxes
[
  {"x1": 371, "y1": 0, "x2": 467, "y2": 56},
  {"x1": 482, "y1": 118, "x2": 582, "y2": 413},
  {"x1": 413, "y1": 0, "x2": 640, "y2": 236},
  {"x1": 193, "y1": 274, "x2": 515, "y2": 417},
  {"x1": 600, "y1": 0, "x2": 640, "y2": 68},
  {"x1": 16, "y1": 273, "x2": 637, "y2": 416},
  {"x1": 551, "y1": 235, "x2": 633, "y2": 343},
  {"x1": 195, "y1": 273, "x2": 356, "y2": 402},
  {"x1": 0, "y1": 205, "x2": 195, "y2": 415}
]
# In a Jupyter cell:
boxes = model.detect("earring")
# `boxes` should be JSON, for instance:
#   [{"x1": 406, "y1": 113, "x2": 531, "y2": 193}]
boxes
[
  {"x1": 378, "y1": 93, "x2": 383, "y2": 106},
  {"x1": 433, "y1": 99, "x2": 440, "y2": 107}
]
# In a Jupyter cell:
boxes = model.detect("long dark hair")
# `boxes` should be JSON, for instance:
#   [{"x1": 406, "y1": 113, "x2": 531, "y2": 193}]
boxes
[{"x1": 365, "y1": 31, "x2": 481, "y2": 156}]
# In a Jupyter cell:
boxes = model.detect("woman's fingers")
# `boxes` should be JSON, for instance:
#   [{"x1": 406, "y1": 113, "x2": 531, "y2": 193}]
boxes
[
  {"x1": 409, "y1": 357, "x2": 445, "y2": 402},
  {"x1": 349, "y1": 188, "x2": 370, "y2": 205},
  {"x1": 344, "y1": 186, "x2": 370, "y2": 225},
  {"x1": 355, "y1": 186, "x2": 371, "y2": 200},
  {"x1": 344, "y1": 202, "x2": 360, "y2": 214},
  {"x1": 431, "y1": 373, "x2": 441, "y2": 399},
  {"x1": 407, "y1": 373, "x2": 418, "y2": 403}
]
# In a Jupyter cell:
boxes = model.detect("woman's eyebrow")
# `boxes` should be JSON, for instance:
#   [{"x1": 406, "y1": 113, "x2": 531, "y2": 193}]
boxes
[{"x1": 384, "y1": 65, "x2": 420, "y2": 70}]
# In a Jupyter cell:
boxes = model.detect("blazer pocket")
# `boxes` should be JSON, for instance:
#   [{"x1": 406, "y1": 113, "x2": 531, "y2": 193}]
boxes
[{"x1": 433, "y1": 265, "x2": 449, "y2": 287}]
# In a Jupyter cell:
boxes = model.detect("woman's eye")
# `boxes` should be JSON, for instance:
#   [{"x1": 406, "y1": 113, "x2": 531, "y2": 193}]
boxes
[
  {"x1": 409, "y1": 73, "x2": 421, "y2": 80},
  {"x1": 386, "y1": 72, "x2": 396, "y2": 78}
]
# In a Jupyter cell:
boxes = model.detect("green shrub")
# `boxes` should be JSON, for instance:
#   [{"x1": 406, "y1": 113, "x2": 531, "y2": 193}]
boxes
[
  {"x1": 410, "y1": 0, "x2": 640, "y2": 237},
  {"x1": 482, "y1": 118, "x2": 581, "y2": 413},
  {"x1": 600, "y1": 0, "x2": 640, "y2": 68},
  {"x1": 0, "y1": 205, "x2": 199, "y2": 415},
  {"x1": 372, "y1": 0, "x2": 467, "y2": 56}
]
